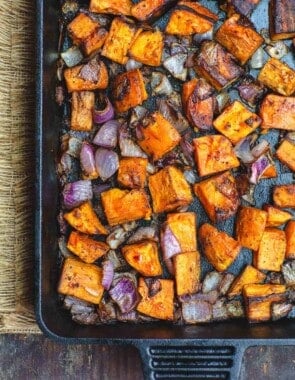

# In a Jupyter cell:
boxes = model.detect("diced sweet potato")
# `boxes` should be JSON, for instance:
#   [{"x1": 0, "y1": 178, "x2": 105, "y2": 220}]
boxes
[
  {"x1": 70, "y1": 91, "x2": 94, "y2": 131},
  {"x1": 253, "y1": 228, "x2": 286, "y2": 272},
  {"x1": 166, "y1": 212, "x2": 197, "y2": 253},
  {"x1": 64, "y1": 202, "x2": 108, "y2": 235},
  {"x1": 174, "y1": 251, "x2": 200, "y2": 296},
  {"x1": 213, "y1": 101, "x2": 261, "y2": 145},
  {"x1": 194, "y1": 41, "x2": 244, "y2": 91},
  {"x1": 102, "y1": 17, "x2": 139, "y2": 65},
  {"x1": 67, "y1": 231, "x2": 109, "y2": 263},
  {"x1": 235, "y1": 207, "x2": 267, "y2": 250},
  {"x1": 117, "y1": 157, "x2": 148, "y2": 189},
  {"x1": 276, "y1": 139, "x2": 295, "y2": 171},
  {"x1": 64, "y1": 58, "x2": 108, "y2": 92},
  {"x1": 261, "y1": 164, "x2": 277, "y2": 179},
  {"x1": 199, "y1": 223, "x2": 241, "y2": 272},
  {"x1": 113, "y1": 69, "x2": 148, "y2": 113},
  {"x1": 193, "y1": 135, "x2": 239, "y2": 177},
  {"x1": 89, "y1": 0, "x2": 132, "y2": 16},
  {"x1": 273, "y1": 184, "x2": 295, "y2": 208},
  {"x1": 182, "y1": 78, "x2": 198, "y2": 109},
  {"x1": 129, "y1": 30, "x2": 163, "y2": 67},
  {"x1": 260, "y1": 95, "x2": 295, "y2": 131},
  {"x1": 286, "y1": 220, "x2": 295, "y2": 259},
  {"x1": 194, "y1": 171, "x2": 240, "y2": 223},
  {"x1": 138, "y1": 112, "x2": 181, "y2": 161},
  {"x1": 58, "y1": 257, "x2": 104, "y2": 304},
  {"x1": 228, "y1": 265, "x2": 266, "y2": 298},
  {"x1": 216, "y1": 13, "x2": 263, "y2": 65},
  {"x1": 243, "y1": 284, "x2": 286, "y2": 323},
  {"x1": 122, "y1": 240, "x2": 162, "y2": 277},
  {"x1": 263, "y1": 204, "x2": 292, "y2": 227},
  {"x1": 131, "y1": 0, "x2": 176, "y2": 22},
  {"x1": 137, "y1": 278, "x2": 174, "y2": 320},
  {"x1": 68, "y1": 13, "x2": 99, "y2": 45},
  {"x1": 82, "y1": 28, "x2": 108, "y2": 56},
  {"x1": 269, "y1": 0, "x2": 295, "y2": 40},
  {"x1": 149, "y1": 166, "x2": 193, "y2": 213},
  {"x1": 101, "y1": 188, "x2": 151, "y2": 226},
  {"x1": 226, "y1": 0, "x2": 261, "y2": 17},
  {"x1": 258, "y1": 58, "x2": 295, "y2": 96}
]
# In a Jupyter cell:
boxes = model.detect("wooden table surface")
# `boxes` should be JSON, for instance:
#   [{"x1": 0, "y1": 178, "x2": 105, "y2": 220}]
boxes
[{"x1": 0, "y1": 335, "x2": 295, "y2": 379}]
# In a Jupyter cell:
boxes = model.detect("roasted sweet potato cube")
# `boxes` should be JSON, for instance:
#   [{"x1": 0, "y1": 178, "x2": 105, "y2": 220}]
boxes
[
  {"x1": 165, "y1": 1, "x2": 218, "y2": 36},
  {"x1": 82, "y1": 28, "x2": 108, "y2": 56},
  {"x1": 243, "y1": 284, "x2": 286, "y2": 323},
  {"x1": 131, "y1": 0, "x2": 176, "y2": 22},
  {"x1": 89, "y1": 0, "x2": 132, "y2": 16},
  {"x1": 270, "y1": 0, "x2": 295, "y2": 40},
  {"x1": 261, "y1": 164, "x2": 277, "y2": 180},
  {"x1": 226, "y1": 0, "x2": 261, "y2": 17},
  {"x1": 194, "y1": 171, "x2": 240, "y2": 223},
  {"x1": 213, "y1": 101, "x2": 261, "y2": 145},
  {"x1": 174, "y1": 251, "x2": 200, "y2": 296},
  {"x1": 228, "y1": 265, "x2": 266, "y2": 298},
  {"x1": 113, "y1": 69, "x2": 148, "y2": 113},
  {"x1": 64, "y1": 58, "x2": 108, "y2": 92},
  {"x1": 101, "y1": 188, "x2": 151, "y2": 226},
  {"x1": 193, "y1": 135, "x2": 239, "y2": 177},
  {"x1": 194, "y1": 41, "x2": 244, "y2": 91},
  {"x1": 258, "y1": 58, "x2": 295, "y2": 96},
  {"x1": 129, "y1": 30, "x2": 163, "y2": 67},
  {"x1": 122, "y1": 240, "x2": 162, "y2": 277},
  {"x1": 199, "y1": 223, "x2": 241, "y2": 272},
  {"x1": 263, "y1": 204, "x2": 292, "y2": 227},
  {"x1": 137, "y1": 278, "x2": 174, "y2": 320},
  {"x1": 68, "y1": 13, "x2": 99, "y2": 45},
  {"x1": 118, "y1": 157, "x2": 147, "y2": 189},
  {"x1": 235, "y1": 207, "x2": 267, "y2": 250},
  {"x1": 273, "y1": 184, "x2": 295, "y2": 208},
  {"x1": 70, "y1": 91, "x2": 94, "y2": 131},
  {"x1": 216, "y1": 13, "x2": 263, "y2": 65},
  {"x1": 166, "y1": 212, "x2": 197, "y2": 253},
  {"x1": 149, "y1": 166, "x2": 193, "y2": 213},
  {"x1": 276, "y1": 139, "x2": 295, "y2": 172},
  {"x1": 286, "y1": 220, "x2": 295, "y2": 259},
  {"x1": 182, "y1": 78, "x2": 198, "y2": 109},
  {"x1": 102, "y1": 18, "x2": 139, "y2": 65},
  {"x1": 260, "y1": 95, "x2": 295, "y2": 131},
  {"x1": 64, "y1": 202, "x2": 108, "y2": 235},
  {"x1": 58, "y1": 257, "x2": 104, "y2": 304},
  {"x1": 138, "y1": 112, "x2": 181, "y2": 161},
  {"x1": 67, "y1": 231, "x2": 109, "y2": 263},
  {"x1": 253, "y1": 228, "x2": 286, "y2": 272}
]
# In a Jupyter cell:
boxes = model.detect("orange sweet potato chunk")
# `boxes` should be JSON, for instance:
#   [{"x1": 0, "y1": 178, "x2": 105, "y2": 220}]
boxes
[
  {"x1": 82, "y1": 28, "x2": 108, "y2": 56},
  {"x1": 182, "y1": 78, "x2": 198, "y2": 109},
  {"x1": 174, "y1": 251, "x2": 200, "y2": 296},
  {"x1": 90, "y1": 0, "x2": 132, "y2": 16},
  {"x1": 286, "y1": 220, "x2": 295, "y2": 259},
  {"x1": 273, "y1": 184, "x2": 295, "y2": 208},
  {"x1": 227, "y1": 265, "x2": 266, "y2": 298},
  {"x1": 118, "y1": 158, "x2": 148, "y2": 189},
  {"x1": 166, "y1": 212, "x2": 197, "y2": 253},
  {"x1": 68, "y1": 13, "x2": 99, "y2": 45},
  {"x1": 276, "y1": 139, "x2": 295, "y2": 172},
  {"x1": 131, "y1": 0, "x2": 176, "y2": 22},
  {"x1": 260, "y1": 95, "x2": 295, "y2": 131},
  {"x1": 70, "y1": 91, "x2": 94, "y2": 131},
  {"x1": 263, "y1": 204, "x2": 292, "y2": 227},
  {"x1": 129, "y1": 30, "x2": 163, "y2": 67}
]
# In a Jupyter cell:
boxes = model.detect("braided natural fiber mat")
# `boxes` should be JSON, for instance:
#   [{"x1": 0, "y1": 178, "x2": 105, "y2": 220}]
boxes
[{"x1": 0, "y1": 0, "x2": 40, "y2": 333}]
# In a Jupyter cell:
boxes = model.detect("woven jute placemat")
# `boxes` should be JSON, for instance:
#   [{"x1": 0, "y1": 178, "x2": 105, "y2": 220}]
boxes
[{"x1": 0, "y1": 0, "x2": 40, "y2": 333}]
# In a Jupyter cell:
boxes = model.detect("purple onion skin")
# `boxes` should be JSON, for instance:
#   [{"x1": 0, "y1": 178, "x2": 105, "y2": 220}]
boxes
[
  {"x1": 102, "y1": 260, "x2": 114, "y2": 290},
  {"x1": 249, "y1": 155, "x2": 270, "y2": 184},
  {"x1": 63, "y1": 180, "x2": 93, "y2": 209},
  {"x1": 93, "y1": 120, "x2": 119, "y2": 148},
  {"x1": 80, "y1": 142, "x2": 98, "y2": 179},
  {"x1": 161, "y1": 225, "x2": 181, "y2": 260},
  {"x1": 95, "y1": 148, "x2": 119, "y2": 181},
  {"x1": 93, "y1": 97, "x2": 114, "y2": 124},
  {"x1": 109, "y1": 277, "x2": 138, "y2": 313}
]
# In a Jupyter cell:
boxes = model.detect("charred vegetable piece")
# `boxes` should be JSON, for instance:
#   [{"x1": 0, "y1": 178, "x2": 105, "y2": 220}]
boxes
[
  {"x1": 272, "y1": 302, "x2": 293, "y2": 321},
  {"x1": 117, "y1": 157, "x2": 147, "y2": 189},
  {"x1": 263, "y1": 204, "x2": 292, "y2": 227},
  {"x1": 282, "y1": 260, "x2": 295, "y2": 284},
  {"x1": 148, "y1": 166, "x2": 193, "y2": 213},
  {"x1": 260, "y1": 95, "x2": 295, "y2": 131},
  {"x1": 202, "y1": 272, "x2": 223, "y2": 294},
  {"x1": 129, "y1": 30, "x2": 163, "y2": 67},
  {"x1": 122, "y1": 240, "x2": 162, "y2": 277},
  {"x1": 276, "y1": 139, "x2": 295, "y2": 171},
  {"x1": 199, "y1": 223, "x2": 241, "y2": 272},
  {"x1": 253, "y1": 228, "x2": 286, "y2": 272},
  {"x1": 174, "y1": 251, "x2": 200, "y2": 296},
  {"x1": 273, "y1": 184, "x2": 295, "y2": 208},
  {"x1": 236, "y1": 206, "x2": 267, "y2": 250},
  {"x1": 82, "y1": 28, "x2": 108, "y2": 56},
  {"x1": 243, "y1": 284, "x2": 286, "y2": 323},
  {"x1": 213, "y1": 101, "x2": 261, "y2": 145},
  {"x1": 131, "y1": 0, "x2": 176, "y2": 22},
  {"x1": 89, "y1": 0, "x2": 132, "y2": 16},
  {"x1": 58, "y1": 257, "x2": 104, "y2": 304},
  {"x1": 64, "y1": 201, "x2": 108, "y2": 235},
  {"x1": 166, "y1": 212, "x2": 197, "y2": 253},
  {"x1": 68, "y1": 13, "x2": 99, "y2": 45},
  {"x1": 67, "y1": 231, "x2": 109, "y2": 263},
  {"x1": 113, "y1": 69, "x2": 148, "y2": 113},
  {"x1": 258, "y1": 58, "x2": 295, "y2": 96},
  {"x1": 194, "y1": 171, "x2": 240, "y2": 223},
  {"x1": 182, "y1": 78, "x2": 198, "y2": 109},
  {"x1": 228, "y1": 265, "x2": 266, "y2": 298},
  {"x1": 193, "y1": 135, "x2": 239, "y2": 177},
  {"x1": 70, "y1": 91, "x2": 94, "y2": 131},
  {"x1": 269, "y1": 0, "x2": 295, "y2": 40},
  {"x1": 237, "y1": 76, "x2": 267, "y2": 108},
  {"x1": 226, "y1": 0, "x2": 261, "y2": 17},
  {"x1": 101, "y1": 188, "x2": 152, "y2": 226},
  {"x1": 182, "y1": 300, "x2": 212, "y2": 323},
  {"x1": 109, "y1": 276, "x2": 139, "y2": 313},
  {"x1": 137, "y1": 278, "x2": 174, "y2": 320},
  {"x1": 286, "y1": 221, "x2": 295, "y2": 259},
  {"x1": 194, "y1": 41, "x2": 244, "y2": 91},
  {"x1": 138, "y1": 112, "x2": 181, "y2": 161}
]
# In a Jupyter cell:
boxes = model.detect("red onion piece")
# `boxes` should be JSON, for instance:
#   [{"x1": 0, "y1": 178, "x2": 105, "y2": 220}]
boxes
[
  {"x1": 234, "y1": 135, "x2": 257, "y2": 164},
  {"x1": 80, "y1": 142, "x2": 97, "y2": 178},
  {"x1": 95, "y1": 148, "x2": 119, "y2": 181},
  {"x1": 161, "y1": 224, "x2": 181, "y2": 260},
  {"x1": 92, "y1": 183, "x2": 111, "y2": 197},
  {"x1": 119, "y1": 125, "x2": 147, "y2": 158},
  {"x1": 249, "y1": 155, "x2": 271, "y2": 184},
  {"x1": 164, "y1": 258, "x2": 175, "y2": 276},
  {"x1": 93, "y1": 97, "x2": 114, "y2": 124},
  {"x1": 63, "y1": 180, "x2": 93, "y2": 209},
  {"x1": 251, "y1": 140, "x2": 270, "y2": 158},
  {"x1": 93, "y1": 120, "x2": 119, "y2": 148},
  {"x1": 109, "y1": 277, "x2": 139, "y2": 313},
  {"x1": 102, "y1": 260, "x2": 114, "y2": 290}
]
